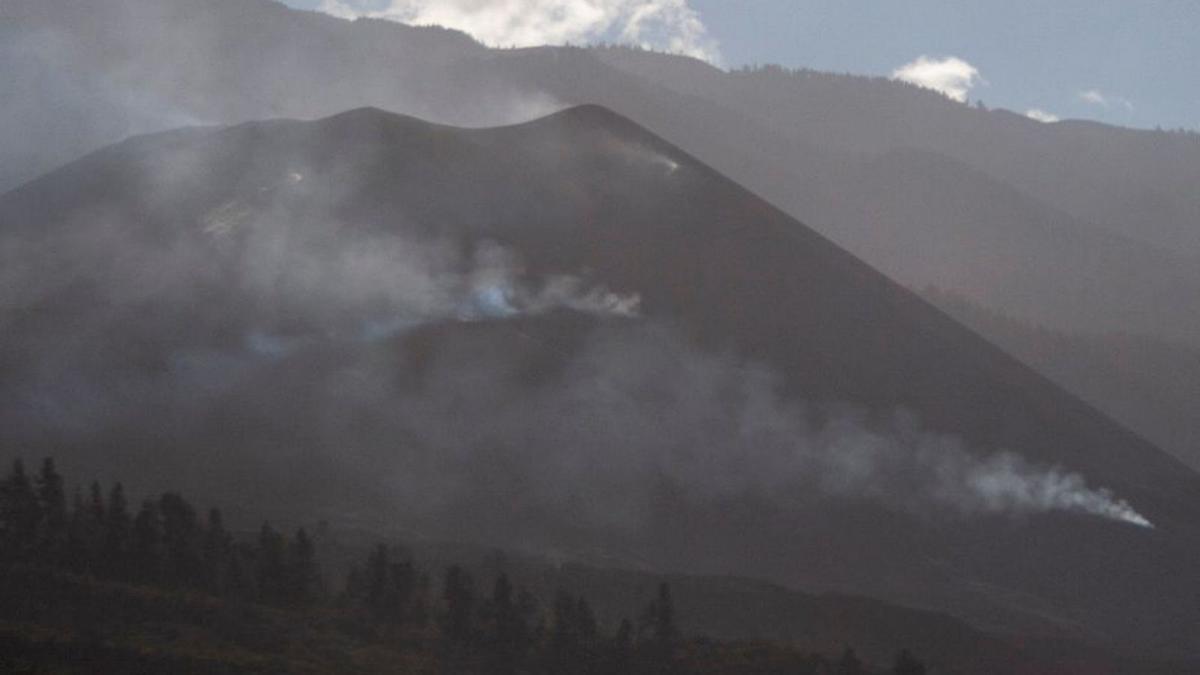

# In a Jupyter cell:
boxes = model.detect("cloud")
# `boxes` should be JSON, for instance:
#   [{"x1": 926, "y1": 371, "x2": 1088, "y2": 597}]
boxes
[
  {"x1": 1079, "y1": 89, "x2": 1134, "y2": 111},
  {"x1": 891, "y1": 55, "x2": 982, "y2": 103},
  {"x1": 1026, "y1": 108, "x2": 1060, "y2": 123},
  {"x1": 316, "y1": 0, "x2": 720, "y2": 62}
]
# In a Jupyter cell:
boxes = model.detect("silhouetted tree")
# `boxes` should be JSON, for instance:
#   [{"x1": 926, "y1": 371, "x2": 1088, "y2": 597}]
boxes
[
  {"x1": 893, "y1": 649, "x2": 927, "y2": 675},
  {"x1": 36, "y1": 458, "x2": 67, "y2": 554},
  {"x1": 836, "y1": 646, "x2": 865, "y2": 675},
  {"x1": 64, "y1": 486, "x2": 89, "y2": 572},
  {"x1": 1, "y1": 460, "x2": 40, "y2": 560},
  {"x1": 548, "y1": 589, "x2": 601, "y2": 673},
  {"x1": 226, "y1": 543, "x2": 258, "y2": 600},
  {"x1": 88, "y1": 481, "x2": 105, "y2": 524},
  {"x1": 131, "y1": 499, "x2": 162, "y2": 582},
  {"x1": 640, "y1": 582, "x2": 678, "y2": 673},
  {"x1": 159, "y1": 492, "x2": 201, "y2": 588},
  {"x1": 365, "y1": 544, "x2": 390, "y2": 609},
  {"x1": 201, "y1": 508, "x2": 230, "y2": 594},
  {"x1": 357, "y1": 544, "x2": 414, "y2": 619},
  {"x1": 103, "y1": 483, "x2": 131, "y2": 578},
  {"x1": 286, "y1": 527, "x2": 320, "y2": 604},
  {"x1": 607, "y1": 618, "x2": 634, "y2": 675},
  {"x1": 256, "y1": 523, "x2": 287, "y2": 604},
  {"x1": 441, "y1": 565, "x2": 477, "y2": 646},
  {"x1": 485, "y1": 573, "x2": 527, "y2": 675},
  {"x1": 412, "y1": 570, "x2": 432, "y2": 627}
]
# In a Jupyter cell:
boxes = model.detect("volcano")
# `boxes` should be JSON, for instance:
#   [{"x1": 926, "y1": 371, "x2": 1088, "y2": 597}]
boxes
[{"x1": 2, "y1": 105, "x2": 1199, "y2": 659}]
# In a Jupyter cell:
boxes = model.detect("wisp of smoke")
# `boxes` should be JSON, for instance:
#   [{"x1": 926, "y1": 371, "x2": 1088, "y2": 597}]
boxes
[{"x1": 334, "y1": 323, "x2": 1154, "y2": 531}]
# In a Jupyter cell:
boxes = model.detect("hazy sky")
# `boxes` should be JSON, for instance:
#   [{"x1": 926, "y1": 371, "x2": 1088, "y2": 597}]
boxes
[{"x1": 284, "y1": 0, "x2": 1198, "y2": 131}]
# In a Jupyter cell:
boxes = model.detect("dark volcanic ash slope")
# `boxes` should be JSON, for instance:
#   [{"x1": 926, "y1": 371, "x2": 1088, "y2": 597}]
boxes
[{"x1": 2, "y1": 106, "x2": 1199, "y2": 657}]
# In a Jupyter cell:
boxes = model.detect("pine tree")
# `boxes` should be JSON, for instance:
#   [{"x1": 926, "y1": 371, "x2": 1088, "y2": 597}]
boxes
[
  {"x1": 65, "y1": 486, "x2": 90, "y2": 572},
  {"x1": 103, "y1": 483, "x2": 131, "y2": 579},
  {"x1": 202, "y1": 508, "x2": 230, "y2": 595},
  {"x1": 892, "y1": 649, "x2": 927, "y2": 675},
  {"x1": 88, "y1": 481, "x2": 106, "y2": 524},
  {"x1": 576, "y1": 597, "x2": 597, "y2": 642},
  {"x1": 256, "y1": 523, "x2": 287, "y2": 604},
  {"x1": 287, "y1": 527, "x2": 320, "y2": 604},
  {"x1": 653, "y1": 582, "x2": 676, "y2": 646},
  {"x1": 343, "y1": 564, "x2": 365, "y2": 603},
  {"x1": 366, "y1": 544, "x2": 390, "y2": 611},
  {"x1": 159, "y1": 492, "x2": 201, "y2": 588},
  {"x1": 132, "y1": 499, "x2": 162, "y2": 583},
  {"x1": 390, "y1": 556, "x2": 418, "y2": 621},
  {"x1": 412, "y1": 570, "x2": 432, "y2": 627},
  {"x1": 639, "y1": 582, "x2": 678, "y2": 674},
  {"x1": 836, "y1": 646, "x2": 865, "y2": 675},
  {"x1": 486, "y1": 573, "x2": 522, "y2": 675},
  {"x1": 2, "y1": 459, "x2": 41, "y2": 560},
  {"x1": 550, "y1": 590, "x2": 585, "y2": 672},
  {"x1": 226, "y1": 544, "x2": 258, "y2": 601},
  {"x1": 36, "y1": 458, "x2": 67, "y2": 554},
  {"x1": 607, "y1": 618, "x2": 634, "y2": 675},
  {"x1": 442, "y1": 565, "x2": 477, "y2": 646}
]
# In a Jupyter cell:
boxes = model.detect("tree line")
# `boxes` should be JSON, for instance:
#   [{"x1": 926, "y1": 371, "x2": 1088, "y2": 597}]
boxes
[
  {"x1": 0, "y1": 457, "x2": 319, "y2": 605},
  {"x1": 1, "y1": 457, "x2": 928, "y2": 674}
]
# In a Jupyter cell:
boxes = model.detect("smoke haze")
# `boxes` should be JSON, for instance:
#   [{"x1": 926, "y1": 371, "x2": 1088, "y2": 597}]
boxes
[{"x1": 325, "y1": 320, "x2": 1154, "y2": 531}]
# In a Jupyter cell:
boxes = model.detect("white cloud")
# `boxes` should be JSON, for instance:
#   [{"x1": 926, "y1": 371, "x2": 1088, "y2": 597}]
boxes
[
  {"x1": 1025, "y1": 108, "x2": 1059, "y2": 123},
  {"x1": 891, "y1": 55, "x2": 982, "y2": 103},
  {"x1": 316, "y1": 0, "x2": 720, "y2": 62},
  {"x1": 1079, "y1": 89, "x2": 1134, "y2": 111}
]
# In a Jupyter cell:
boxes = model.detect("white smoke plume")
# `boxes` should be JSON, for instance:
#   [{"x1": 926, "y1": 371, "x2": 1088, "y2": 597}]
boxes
[
  {"x1": 331, "y1": 322, "x2": 1154, "y2": 531},
  {"x1": 315, "y1": 0, "x2": 720, "y2": 62}
]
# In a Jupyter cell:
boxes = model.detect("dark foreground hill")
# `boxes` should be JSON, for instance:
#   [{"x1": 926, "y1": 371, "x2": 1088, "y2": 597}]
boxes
[
  {"x1": 4, "y1": 458, "x2": 1189, "y2": 674},
  {"x1": 2, "y1": 106, "x2": 1199, "y2": 661}
]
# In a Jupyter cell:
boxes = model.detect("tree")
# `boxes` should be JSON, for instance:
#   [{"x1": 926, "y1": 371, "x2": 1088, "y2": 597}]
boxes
[
  {"x1": 607, "y1": 618, "x2": 634, "y2": 675},
  {"x1": 88, "y1": 481, "x2": 106, "y2": 524},
  {"x1": 640, "y1": 582, "x2": 678, "y2": 673},
  {"x1": 441, "y1": 565, "x2": 477, "y2": 646},
  {"x1": 893, "y1": 649, "x2": 927, "y2": 675},
  {"x1": 1, "y1": 460, "x2": 41, "y2": 559},
  {"x1": 65, "y1": 486, "x2": 89, "y2": 572},
  {"x1": 365, "y1": 544, "x2": 390, "y2": 609},
  {"x1": 256, "y1": 523, "x2": 287, "y2": 604},
  {"x1": 651, "y1": 582, "x2": 677, "y2": 645},
  {"x1": 226, "y1": 543, "x2": 258, "y2": 600},
  {"x1": 202, "y1": 508, "x2": 230, "y2": 594},
  {"x1": 103, "y1": 483, "x2": 131, "y2": 578},
  {"x1": 132, "y1": 499, "x2": 162, "y2": 582},
  {"x1": 358, "y1": 543, "x2": 415, "y2": 620},
  {"x1": 486, "y1": 573, "x2": 526, "y2": 675},
  {"x1": 576, "y1": 597, "x2": 597, "y2": 642},
  {"x1": 159, "y1": 492, "x2": 201, "y2": 588},
  {"x1": 286, "y1": 527, "x2": 320, "y2": 604},
  {"x1": 836, "y1": 646, "x2": 865, "y2": 675},
  {"x1": 36, "y1": 458, "x2": 67, "y2": 553}
]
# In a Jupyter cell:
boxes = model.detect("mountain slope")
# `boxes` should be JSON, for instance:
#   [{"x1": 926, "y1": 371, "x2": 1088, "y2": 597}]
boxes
[
  {"x1": 3, "y1": 106, "x2": 1200, "y2": 660},
  {"x1": 595, "y1": 48, "x2": 1200, "y2": 257},
  {"x1": 926, "y1": 288, "x2": 1200, "y2": 471}
]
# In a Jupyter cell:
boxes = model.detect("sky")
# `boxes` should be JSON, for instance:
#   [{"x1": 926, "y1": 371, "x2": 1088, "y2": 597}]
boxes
[{"x1": 284, "y1": 0, "x2": 1199, "y2": 131}]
